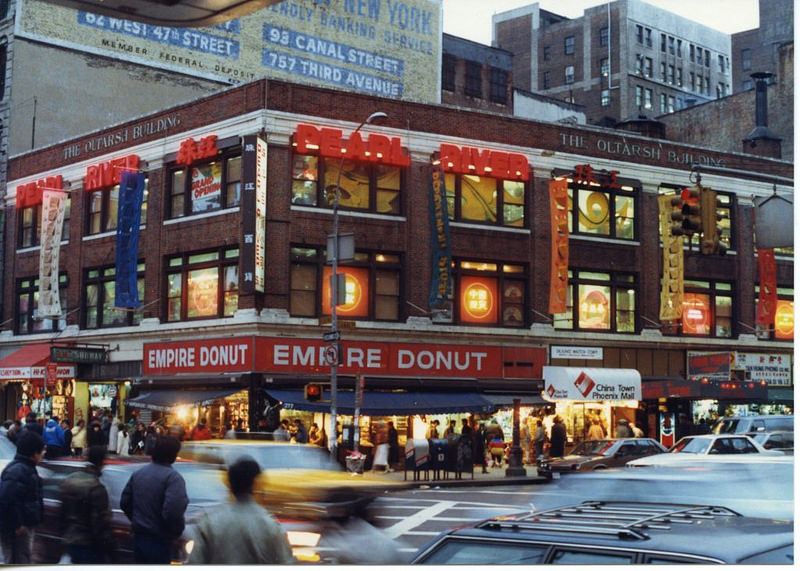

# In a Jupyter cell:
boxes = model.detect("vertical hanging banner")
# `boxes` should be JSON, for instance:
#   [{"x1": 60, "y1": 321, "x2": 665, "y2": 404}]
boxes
[
  {"x1": 240, "y1": 135, "x2": 268, "y2": 295},
  {"x1": 428, "y1": 162, "x2": 453, "y2": 322},
  {"x1": 38, "y1": 190, "x2": 67, "y2": 318},
  {"x1": 115, "y1": 172, "x2": 145, "y2": 307},
  {"x1": 755, "y1": 248, "x2": 777, "y2": 326},
  {"x1": 659, "y1": 194, "x2": 684, "y2": 320},
  {"x1": 549, "y1": 179, "x2": 569, "y2": 314}
]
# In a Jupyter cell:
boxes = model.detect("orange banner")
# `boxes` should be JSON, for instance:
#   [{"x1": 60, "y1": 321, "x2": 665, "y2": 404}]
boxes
[
  {"x1": 755, "y1": 249, "x2": 777, "y2": 326},
  {"x1": 549, "y1": 179, "x2": 569, "y2": 314}
]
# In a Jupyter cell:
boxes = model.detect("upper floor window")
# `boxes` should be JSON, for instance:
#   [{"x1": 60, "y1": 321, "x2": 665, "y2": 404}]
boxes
[
  {"x1": 0, "y1": 42, "x2": 7, "y2": 101},
  {"x1": 442, "y1": 53, "x2": 456, "y2": 91},
  {"x1": 635, "y1": 85, "x2": 643, "y2": 106},
  {"x1": 542, "y1": 70, "x2": 551, "y2": 89},
  {"x1": 681, "y1": 280, "x2": 733, "y2": 338},
  {"x1": 18, "y1": 197, "x2": 71, "y2": 248},
  {"x1": 660, "y1": 33, "x2": 666, "y2": 52},
  {"x1": 16, "y1": 274, "x2": 67, "y2": 334},
  {"x1": 718, "y1": 54, "x2": 726, "y2": 73},
  {"x1": 543, "y1": 45, "x2": 551, "y2": 61},
  {"x1": 644, "y1": 28, "x2": 652, "y2": 48},
  {"x1": 676, "y1": 39, "x2": 682, "y2": 58},
  {"x1": 489, "y1": 68, "x2": 508, "y2": 104},
  {"x1": 168, "y1": 151, "x2": 240, "y2": 219},
  {"x1": 444, "y1": 172, "x2": 526, "y2": 228},
  {"x1": 84, "y1": 264, "x2": 144, "y2": 328},
  {"x1": 0, "y1": 0, "x2": 9, "y2": 19},
  {"x1": 564, "y1": 35, "x2": 575, "y2": 55},
  {"x1": 704, "y1": 50, "x2": 710, "y2": 67},
  {"x1": 741, "y1": 48, "x2": 752, "y2": 71},
  {"x1": 564, "y1": 167, "x2": 637, "y2": 240},
  {"x1": 643, "y1": 57, "x2": 652, "y2": 77},
  {"x1": 660, "y1": 93, "x2": 668, "y2": 113},
  {"x1": 755, "y1": 286, "x2": 793, "y2": 341},
  {"x1": 464, "y1": 60, "x2": 482, "y2": 97},
  {"x1": 601, "y1": 57, "x2": 610, "y2": 77},
  {"x1": 601, "y1": 89, "x2": 611, "y2": 107},
  {"x1": 599, "y1": 27, "x2": 609, "y2": 47},
  {"x1": 565, "y1": 65, "x2": 575, "y2": 84},
  {"x1": 553, "y1": 270, "x2": 637, "y2": 332},
  {"x1": 88, "y1": 178, "x2": 148, "y2": 235},
  {"x1": 165, "y1": 247, "x2": 238, "y2": 322},
  {"x1": 668, "y1": 36, "x2": 675, "y2": 55},
  {"x1": 290, "y1": 247, "x2": 401, "y2": 321},
  {"x1": 453, "y1": 260, "x2": 526, "y2": 327},
  {"x1": 635, "y1": 25, "x2": 643, "y2": 44}
]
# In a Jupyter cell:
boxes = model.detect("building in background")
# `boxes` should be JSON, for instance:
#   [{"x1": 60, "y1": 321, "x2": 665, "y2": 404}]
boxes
[
  {"x1": 731, "y1": 0, "x2": 793, "y2": 93},
  {"x1": 492, "y1": 0, "x2": 731, "y2": 126}
]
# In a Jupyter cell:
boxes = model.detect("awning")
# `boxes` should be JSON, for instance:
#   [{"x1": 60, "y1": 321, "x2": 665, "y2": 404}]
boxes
[
  {"x1": 482, "y1": 394, "x2": 547, "y2": 407},
  {"x1": 125, "y1": 387, "x2": 244, "y2": 412},
  {"x1": 543, "y1": 366, "x2": 641, "y2": 402},
  {"x1": 264, "y1": 389, "x2": 497, "y2": 415},
  {"x1": 0, "y1": 344, "x2": 75, "y2": 383}
]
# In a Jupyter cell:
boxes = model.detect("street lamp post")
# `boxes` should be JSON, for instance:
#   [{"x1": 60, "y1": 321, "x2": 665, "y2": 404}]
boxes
[{"x1": 329, "y1": 111, "x2": 388, "y2": 460}]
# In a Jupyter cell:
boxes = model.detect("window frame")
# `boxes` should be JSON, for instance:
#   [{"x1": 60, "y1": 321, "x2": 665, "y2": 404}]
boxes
[
  {"x1": 83, "y1": 263, "x2": 145, "y2": 329},
  {"x1": 564, "y1": 35, "x2": 575, "y2": 55},
  {"x1": 444, "y1": 172, "x2": 527, "y2": 228},
  {"x1": 86, "y1": 177, "x2": 147, "y2": 236},
  {"x1": 442, "y1": 53, "x2": 456, "y2": 91},
  {"x1": 452, "y1": 259, "x2": 527, "y2": 328},
  {"x1": 464, "y1": 60, "x2": 482, "y2": 98},
  {"x1": 565, "y1": 169, "x2": 638, "y2": 241},
  {"x1": 18, "y1": 198, "x2": 71, "y2": 249},
  {"x1": 755, "y1": 286, "x2": 793, "y2": 341},
  {"x1": 489, "y1": 67, "x2": 508, "y2": 104},
  {"x1": 553, "y1": 270, "x2": 638, "y2": 333},
  {"x1": 164, "y1": 246, "x2": 240, "y2": 322},
  {"x1": 680, "y1": 280, "x2": 734, "y2": 338},
  {"x1": 167, "y1": 148, "x2": 241, "y2": 219},
  {"x1": 16, "y1": 274, "x2": 68, "y2": 335}
]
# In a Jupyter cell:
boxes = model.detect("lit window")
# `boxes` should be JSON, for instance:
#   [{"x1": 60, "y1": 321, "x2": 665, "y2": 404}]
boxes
[
  {"x1": 84, "y1": 264, "x2": 145, "y2": 328},
  {"x1": 554, "y1": 271, "x2": 637, "y2": 333},
  {"x1": 169, "y1": 152, "x2": 240, "y2": 219},
  {"x1": 455, "y1": 260, "x2": 525, "y2": 327},
  {"x1": 166, "y1": 247, "x2": 239, "y2": 322},
  {"x1": 16, "y1": 275, "x2": 67, "y2": 334},
  {"x1": 444, "y1": 173, "x2": 526, "y2": 228}
]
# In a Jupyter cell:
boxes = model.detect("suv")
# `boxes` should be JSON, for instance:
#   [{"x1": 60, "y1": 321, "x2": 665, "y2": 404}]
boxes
[
  {"x1": 410, "y1": 501, "x2": 793, "y2": 564},
  {"x1": 712, "y1": 414, "x2": 793, "y2": 434}
]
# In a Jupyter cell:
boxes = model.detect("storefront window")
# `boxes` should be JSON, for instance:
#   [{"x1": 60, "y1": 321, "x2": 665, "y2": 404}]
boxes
[
  {"x1": 290, "y1": 153, "x2": 402, "y2": 215},
  {"x1": 18, "y1": 198, "x2": 71, "y2": 248},
  {"x1": 756, "y1": 286, "x2": 794, "y2": 341},
  {"x1": 16, "y1": 275, "x2": 68, "y2": 334},
  {"x1": 453, "y1": 260, "x2": 526, "y2": 327},
  {"x1": 289, "y1": 247, "x2": 401, "y2": 321},
  {"x1": 168, "y1": 154, "x2": 240, "y2": 218},
  {"x1": 87, "y1": 179, "x2": 147, "y2": 236},
  {"x1": 165, "y1": 247, "x2": 239, "y2": 322},
  {"x1": 84, "y1": 264, "x2": 145, "y2": 328},
  {"x1": 554, "y1": 271, "x2": 637, "y2": 333},
  {"x1": 444, "y1": 174, "x2": 526, "y2": 228},
  {"x1": 681, "y1": 280, "x2": 733, "y2": 338},
  {"x1": 565, "y1": 168, "x2": 637, "y2": 240}
]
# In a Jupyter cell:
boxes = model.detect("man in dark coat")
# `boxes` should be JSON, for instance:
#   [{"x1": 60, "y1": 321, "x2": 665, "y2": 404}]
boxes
[
  {"x1": 549, "y1": 416, "x2": 567, "y2": 458},
  {"x1": 21, "y1": 412, "x2": 42, "y2": 436},
  {"x1": 120, "y1": 435, "x2": 188, "y2": 564},
  {"x1": 0, "y1": 431, "x2": 45, "y2": 563},
  {"x1": 59, "y1": 445, "x2": 118, "y2": 563}
]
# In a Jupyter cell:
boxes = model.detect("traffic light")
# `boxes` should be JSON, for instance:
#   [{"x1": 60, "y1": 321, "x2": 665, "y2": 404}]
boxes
[
  {"x1": 669, "y1": 187, "x2": 701, "y2": 237},
  {"x1": 700, "y1": 187, "x2": 727, "y2": 255},
  {"x1": 304, "y1": 383, "x2": 322, "y2": 402}
]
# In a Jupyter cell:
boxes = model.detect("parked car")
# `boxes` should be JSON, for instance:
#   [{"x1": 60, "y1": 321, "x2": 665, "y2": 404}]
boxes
[
  {"x1": 627, "y1": 434, "x2": 786, "y2": 467},
  {"x1": 712, "y1": 414, "x2": 793, "y2": 434},
  {"x1": 410, "y1": 500, "x2": 793, "y2": 564},
  {"x1": 747, "y1": 430, "x2": 794, "y2": 453},
  {"x1": 537, "y1": 438, "x2": 667, "y2": 478},
  {"x1": 178, "y1": 440, "x2": 410, "y2": 519}
]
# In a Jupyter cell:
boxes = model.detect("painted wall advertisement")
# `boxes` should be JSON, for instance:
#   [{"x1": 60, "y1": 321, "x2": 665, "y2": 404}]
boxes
[
  {"x1": 18, "y1": 0, "x2": 441, "y2": 103},
  {"x1": 688, "y1": 351, "x2": 792, "y2": 386}
]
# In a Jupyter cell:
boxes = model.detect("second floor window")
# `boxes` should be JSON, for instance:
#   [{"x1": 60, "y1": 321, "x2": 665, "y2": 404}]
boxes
[
  {"x1": 681, "y1": 280, "x2": 733, "y2": 338},
  {"x1": 464, "y1": 60, "x2": 482, "y2": 97},
  {"x1": 553, "y1": 270, "x2": 637, "y2": 333},
  {"x1": 566, "y1": 169, "x2": 637, "y2": 240},
  {"x1": 18, "y1": 197, "x2": 71, "y2": 248},
  {"x1": 168, "y1": 152, "x2": 241, "y2": 219},
  {"x1": 165, "y1": 247, "x2": 239, "y2": 322},
  {"x1": 88, "y1": 178, "x2": 148, "y2": 235},
  {"x1": 453, "y1": 260, "x2": 526, "y2": 327},
  {"x1": 16, "y1": 275, "x2": 67, "y2": 334},
  {"x1": 84, "y1": 264, "x2": 144, "y2": 329},
  {"x1": 444, "y1": 173, "x2": 525, "y2": 228}
]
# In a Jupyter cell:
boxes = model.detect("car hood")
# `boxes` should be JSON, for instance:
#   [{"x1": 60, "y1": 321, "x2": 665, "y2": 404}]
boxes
[
  {"x1": 628, "y1": 453, "x2": 793, "y2": 467},
  {"x1": 549, "y1": 454, "x2": 601, "y2": 465}
]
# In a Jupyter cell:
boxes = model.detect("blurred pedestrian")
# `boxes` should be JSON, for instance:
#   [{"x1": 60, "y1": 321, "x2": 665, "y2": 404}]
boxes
[
  {"x1": 387, "y1": 421, "x2": 399, "y2": 471},
  {"x1": 273, "y1": 419, "x2": 290, "y2": 441},
  {"x1": 443, "y1": 419, "x2": 457, "y2": 437},
  {"x1": 143, "y1": 423, "x2": 160, "y2": 455},
  {"x1": 426, "y1": 419, "x2": 440, "y2": 439},
  {"x1": 87, "y1": 419, "x2": 106, "y2": 448},
  {"x1": 116, "y1": 423, "x2": 131, "y2": 457},
  {"x1": 533, "y1": 419, "x2": 546, "y2": 459},
  {"x1": 129, "y1": 422, "x2": 146, "y2": 455},
  {"x1": 5, "y1": 419, "x2": 21, "y2": 444},
  {"x1": 190, "y1": 419, "x2": 212, "y2": 441},
  {"x1": 59, "y1": 446, "x2": 118, "y2": 563},
  {"x1": 71, "y1": 419, "x2": 86, "y2": 457},
  {"x1": 121, "y1": 435, "x2": 188, "y2": 564},
  {"x1": 293, "y1": 419, "x2": 308, "y2": 444},
  {"x1": 224, "y1": 423, "x2": 236, "y2": 439},
  {"x1": 61, "y1": 419, "x2": 73, "y2": 456},
  {"x1": 22, "y1": 412, "x2": 42, "y2": 436},
  {"x1": 587, "y1": 418, "x2": 605, "y2": 440},
  {"x1": 549, "y1": 416, "x2": 567, "y2": 458},
  {"x1": 308, "y1": 422, "x2": 323, "y2": 447},
  {"x1": 630, "y1": 421, "x2": 645, "y2": 438},
  {"x1": 108, "y1": 416, "x2": 120, "y2": 454},
  {"x1": 615, "y1": 418, "x2": 633, "y2": 438},
  {"x1": 187, "y1": 456, "x2": 294, "y2": 564},
  {"x1": 43, "y1": 416, "x2": 66, "y2": 459},
  {"x1": 474, "y1": 422, "x2": 488, "y2": 473},
  {"x1": 0, "y1": 431, "x2": 45, "y2": 563}
]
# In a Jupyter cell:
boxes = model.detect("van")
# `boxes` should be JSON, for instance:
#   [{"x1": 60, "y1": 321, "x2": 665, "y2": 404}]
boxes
[{"x1": 712, "y1": 414, "x2": 793, "y2": 434}]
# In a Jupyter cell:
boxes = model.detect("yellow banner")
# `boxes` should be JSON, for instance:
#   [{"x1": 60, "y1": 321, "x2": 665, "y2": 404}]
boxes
[
  {"x1": 659, "y1": 194, "x2": 683, "y2": 321},
  {"x1": 549, "y1": 179, "x2": 569, "y2": 315}
]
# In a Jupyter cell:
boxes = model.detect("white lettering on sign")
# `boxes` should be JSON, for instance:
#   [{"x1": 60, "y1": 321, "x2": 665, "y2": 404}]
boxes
[
  {"x1": 149, "y1": 347, "x2": 196, "y2": 369},
  {"x1": 199, "y1": 343, "x2": 248, "y2": 367},
  {"x1": 396, "y1": 349, "x2": 487, "y2": 371},
  {"x1": 345, "y1": 347, "x2": 383, "y2": 368}
]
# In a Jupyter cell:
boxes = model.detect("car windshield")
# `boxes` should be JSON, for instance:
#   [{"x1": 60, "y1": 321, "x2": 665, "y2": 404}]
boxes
[
  {"x1": 670, "y1": 437, "x2": 710, "y2": 454},
  {"x1": 712, "y1": 419, "x2": 743, "y2": 434},
  {"x1": 568, "y1": 440, "x2": 614, "y2": 456}
]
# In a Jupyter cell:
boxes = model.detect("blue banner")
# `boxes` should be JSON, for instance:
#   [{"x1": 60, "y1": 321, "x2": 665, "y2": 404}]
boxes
[
  {"x1": 428, "y1": 164, "x2": 453, "y2": 319},
  {"x1": 115, "y1": 172, "x2": 145, "y2": 308}
]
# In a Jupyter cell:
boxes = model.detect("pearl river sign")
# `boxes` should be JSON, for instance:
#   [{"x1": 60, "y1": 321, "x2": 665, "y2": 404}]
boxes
[{"x1": 19, "y1": 0, "x2": 441, "y2": 103}]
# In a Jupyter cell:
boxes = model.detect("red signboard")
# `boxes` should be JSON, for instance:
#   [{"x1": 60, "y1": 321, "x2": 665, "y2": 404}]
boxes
[
  {"x1": 294, "y1": 124, "x2": 410, "y2": 167},
  {"x1": 143, "y1": 336, "x2": 546, "y2": 379}
]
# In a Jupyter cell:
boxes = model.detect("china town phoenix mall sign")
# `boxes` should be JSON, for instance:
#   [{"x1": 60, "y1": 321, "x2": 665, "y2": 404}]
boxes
[{"x1": 143, "y1": 337, "x2": 544, "y2": 379}]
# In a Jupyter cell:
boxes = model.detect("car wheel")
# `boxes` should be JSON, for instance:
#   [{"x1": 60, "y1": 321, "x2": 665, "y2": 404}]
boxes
[{"x1": 592, "y1": 465, "x2": 607, "y2": 470}]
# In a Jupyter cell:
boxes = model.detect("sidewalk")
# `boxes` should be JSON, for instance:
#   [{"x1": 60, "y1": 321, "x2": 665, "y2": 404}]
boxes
[{"x1": 363, "y1": 464, "x2": 550, "y2": 488}]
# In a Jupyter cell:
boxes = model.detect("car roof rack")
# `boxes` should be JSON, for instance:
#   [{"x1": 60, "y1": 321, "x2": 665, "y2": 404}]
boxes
[{"x1": 481, "y1": 501, "x2": 742, "y2": 540}]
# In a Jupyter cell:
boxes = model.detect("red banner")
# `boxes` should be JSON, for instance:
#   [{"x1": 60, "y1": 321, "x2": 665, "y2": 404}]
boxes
[{"x1": 756, "y1": 249, "x2": 777, "y2": 326}]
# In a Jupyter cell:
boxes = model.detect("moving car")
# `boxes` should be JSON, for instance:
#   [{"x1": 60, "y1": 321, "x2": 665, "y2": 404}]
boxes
[
  {"x1": 410, "y1": 500, "x2": 793, "y2": 564},
  {"x1": 746, "y1": 430, "x2": 793, "y2": 453},
  {"x1": 537, "y1": 438, "x2": 666, "y2": 478},
  {"x1": 627, "y1": 434, "x2": 786, "y2": 467},
  {"x1": 178, "y1": 440, "x2": 410, "y2": 519},
  {"x1": 712, "y1": 414, "x2": 793, "y2": 434}
]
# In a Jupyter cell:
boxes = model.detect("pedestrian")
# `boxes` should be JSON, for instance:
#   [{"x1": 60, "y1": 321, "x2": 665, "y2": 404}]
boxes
[
  {"x1": 116, "y1": 423, "x2": 131, "y2": 457},
  {"x1": 474, "y1": 422, "x2": 488, "y2": 473},
  {"x1": 43, "y1": 416, "x2": 66, "y2": 459},
  {"x1": 293, "y1": 419, "x2": 308, "y2": 444},
  {"x1": 187, "y1": 456, "x2": 294, "y2": 564},
  {"x1": 22, "y1": 411, "x2": 42, "y2": 436},
  {"x1": 371, "y1": 421, "x2": 389, "y2": 472},
  {"x1": 587, "y1": 418, "x2": 605, "y2": 440},
  {"x1": 120, "y1": 435, "x2": 189, "y2": 564},
  {"x1": 460, "y1": 418, "x2": 473, "y2": 436},
  {"x1": 443, "y1": 419, "x2": 457, "y2": 437},
  {"x1": 5, "y1": 419, "x2": 21, "y2": 444},
  {"x1": 533, "y1": 419, "x2": 547, "y2": 459},
  {"x1": 129, "y1": 422, "x2": 146, "y2": 454},
  {"x1": 101, "y1": 413, "x2": 113, "y2": 445},
  {"x1": 87, "y1": 419, "x2": 106, "y2": 448},
  {"x1": 61, "y1": 419, "x2": 73, "y2": 456},
  {"x1": 630, "y1": 421, "x2": 645, "y2": 438},
  {"x1": 143, "y1": 423, "x2": 160, "y2": 455},
  {"x1": 549, "y1": 416, "x2": 567, "y2": 458},
  {"x1": 520, "y1": 416, "x2": 531, "y2": 464},
  {"x1": 0, "y1": 431, "x2": 45, "y2": 563},
  {"x1": 59, "y1": 446, "x2": 119, "y2": 563},
  {"x1": 190, "y1": 419, "x2": 212, "y2": 441},
  {"x1": 273, "y1": 419, "x2": 290, "y2": 441},
  {"x1": 426, "y1": 419, "x2": 440, "y2": 439},
  {"x1": 308, "y1": 422, "x2": 324, "y2": 447},
  {"x1": 108, "y1": 416, "x2": 120, "y2": 454},
  {"x1": 387, "y1": 420, "x2": 399, "y2": 471},
  {"x1": 71, "y1": 419, "x2": 87, "y2": 457},
  {"x1": 615, "y1": 418, "x2": 634, "y2": 438},
  {"x1": 224, "y1": 423, "x2": 237, "y2": 439}
]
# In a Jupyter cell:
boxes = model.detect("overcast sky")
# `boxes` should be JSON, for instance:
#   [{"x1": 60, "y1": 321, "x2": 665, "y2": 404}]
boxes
[{"x1": 442, "y1": 0, "x2": 760, "y2": 45}]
